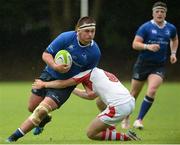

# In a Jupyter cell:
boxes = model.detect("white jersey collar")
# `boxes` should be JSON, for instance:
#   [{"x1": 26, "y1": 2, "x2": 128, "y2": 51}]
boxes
[
  {"x1": 151, "y1": 19, "x2": 167, "y2": 29},
  {"x1": 76, "y1": 36, "x2": 94, "y2": 48}
]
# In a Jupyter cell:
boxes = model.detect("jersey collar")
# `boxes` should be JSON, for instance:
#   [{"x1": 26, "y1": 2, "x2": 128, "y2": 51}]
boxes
[{"x1": 151, "y1": 19, "x2": 167, "y2": 29}]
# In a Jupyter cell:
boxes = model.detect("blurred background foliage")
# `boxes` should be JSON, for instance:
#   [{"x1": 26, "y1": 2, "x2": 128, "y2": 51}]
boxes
[{"x1": 0, "y1": 0, "x2": 179, "y2": 81}]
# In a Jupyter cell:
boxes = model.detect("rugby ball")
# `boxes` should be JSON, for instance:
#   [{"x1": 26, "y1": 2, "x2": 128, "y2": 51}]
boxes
[{"x1": 54, "y1": 50, "x2": 72, "y2": 66}]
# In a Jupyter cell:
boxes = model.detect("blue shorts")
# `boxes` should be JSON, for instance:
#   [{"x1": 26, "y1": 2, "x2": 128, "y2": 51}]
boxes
[
  {"x1": 132, "y1": 59, "x2": 165, "y2": 81},
  {"x1": 32, "y1": 70, "x2": 76, "y2": 108}
]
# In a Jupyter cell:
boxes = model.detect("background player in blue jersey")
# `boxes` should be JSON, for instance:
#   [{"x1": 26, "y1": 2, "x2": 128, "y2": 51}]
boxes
[
  {"x1": 122, "y1": 1, "x2": 178, "y2": 129},
  {"x1": 7, "y1": 16, "x2": 101, "y2": 142}
]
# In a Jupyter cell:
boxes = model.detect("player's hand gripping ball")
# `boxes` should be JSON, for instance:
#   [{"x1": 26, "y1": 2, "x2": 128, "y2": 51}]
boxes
[{"x1": 54, "y1": 50, "x2": 72, "y2": 67}]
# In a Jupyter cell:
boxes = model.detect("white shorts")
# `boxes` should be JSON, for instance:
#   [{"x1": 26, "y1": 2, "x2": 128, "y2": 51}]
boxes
[{"x1": 98, "y1": 98, "x2": 135, "y2": 126}]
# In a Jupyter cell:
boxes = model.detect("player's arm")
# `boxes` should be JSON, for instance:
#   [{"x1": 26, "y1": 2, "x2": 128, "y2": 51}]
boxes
[
  {"x1": 32, "y1": 78, "x2": 77, "y2": 89},
  {"x1": 73, "y1": 88, "x2": 97, "y2": 100},
  {"x1": 32, "y1": 69, "x2": 92, "y2": 89},
  {"x1": 32, "y1": 78, "x2": 97, "y2": 100},
  {"x1": 43, "y1": 33, "x2": 72, "y2": 73},
  {"x1": 73, "y1": 84, "x2": 97, "y2": 100},
  {"x1": 42, "y1": 51, "x2": 56, "y2": 68},
  {"x1": 170, "y1": 34, "x2": 178, "y2": 64},
  {"x1": 132, "y1": 36, "x2": 160, "y2": 52},
  {"x1": 42, "y1": 51, "x2": 70, "y2": 73}
]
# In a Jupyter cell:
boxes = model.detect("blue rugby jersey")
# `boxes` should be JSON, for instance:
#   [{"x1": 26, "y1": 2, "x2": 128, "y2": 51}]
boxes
[
  {"x1": 136, "y1": 20, "x2": 177, "y2": 64},
  {"x1": 44, "y1": 31, "x2": 101, "y2": 79}
]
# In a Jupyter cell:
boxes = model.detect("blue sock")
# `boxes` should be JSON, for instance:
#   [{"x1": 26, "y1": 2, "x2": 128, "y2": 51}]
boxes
[
  {"x1": 8, "y1": 128, "x2": 25, "y2": 141},
  {"x1": 137, "y1": 96, "x2": 154, "y2": 120}
]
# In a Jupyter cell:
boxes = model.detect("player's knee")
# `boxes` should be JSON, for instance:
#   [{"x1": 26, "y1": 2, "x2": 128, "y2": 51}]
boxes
[
  {"x1": 130, "y1": 90, "x2": 139, "y2": 99},
  {"x1": 86, "y1": 127, "x2": 98, "y2": 140},
  {"x1": 29, "y1": 103, "x2": 52, "y2": 126},
  {"x1": 86, "y1": 130, "x2": 95, "y2": 139},
  {"x1": 28, "y1": 101, "x2": 40, "y2": 113},
  {"x1": 148, "y1": 87, "x2": 157, "y2": 97},
  {"x1": 28, "y1": 105, "x2": 35, "y2": 113}
]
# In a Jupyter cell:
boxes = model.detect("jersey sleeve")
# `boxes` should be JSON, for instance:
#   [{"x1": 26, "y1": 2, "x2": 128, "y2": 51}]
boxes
[
  {"x1": 170, "y1": 24, "x2": 177, "y2": 39},
  {"x1": 45, "y1": 32, "x2": 67, "y2": 57},
  {"x1": 72, "y1": 69, "x2": 92, "y2": 83},
  {"x1": 135, "y1": 23, "x2": 147, "y2": 40}
]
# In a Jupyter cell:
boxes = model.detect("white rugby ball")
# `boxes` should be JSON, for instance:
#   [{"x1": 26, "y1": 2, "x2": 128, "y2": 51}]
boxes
[{"x1": 54, "y1": 50, "x2": 72, "y2": 66}]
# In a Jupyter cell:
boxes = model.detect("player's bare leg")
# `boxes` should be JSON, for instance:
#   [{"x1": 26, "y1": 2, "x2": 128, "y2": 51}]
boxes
[
  {"x1": 130, "y1": 79, "x2": 144, "y2": 129},
  {"x1": 121, "y1": 115, "x2": 130, "y2": 129},
  {"x1": 121, "y1": 80, "x2": 144, "y2": 129},
  {"x1": 86, "y1": 117, "x2": 140, "y2": 141},
  {"x1": 133, "y1": 74, "x2": 163, "y2": 129},
  {"x1": 33, "y1": 113, "x2": 52, "y2": 135},
  {"x1": 28, "y1": 94, "x2": 52, "y2": 135},
  {"x1": 6, "y1": 97, "x2": 57, "y2": 142},
  {"x1": 96, "y1": 98, "x2": 116, "y2": 131},
  {"x1": 28, "y1": 94, "x2": 44, "y2": 112},
  {"x1": 130, "y1": 79, "x2": 145, "y2": 99}
]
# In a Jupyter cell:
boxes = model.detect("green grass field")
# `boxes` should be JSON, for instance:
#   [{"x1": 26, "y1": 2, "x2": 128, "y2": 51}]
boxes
[{"x1": 0, "y1": 82, "x2": 180, "y2": 144}]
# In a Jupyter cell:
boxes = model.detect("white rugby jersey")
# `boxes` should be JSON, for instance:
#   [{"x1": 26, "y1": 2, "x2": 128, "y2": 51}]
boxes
[{"x1": 73, "y1": 67, "x2": 133, "y2": 106}]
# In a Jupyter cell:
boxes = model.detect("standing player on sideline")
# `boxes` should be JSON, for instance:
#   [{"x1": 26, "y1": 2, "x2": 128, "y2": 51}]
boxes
[
  {"x1": 32, "y1": 67, "x2": 140, "y2": 141},
  {"x1": 122, "y1": 1, "x2": 178, "y2": 129},
  {"x1": 6, "y1": 16, "x2": 101, "y2": 142}
]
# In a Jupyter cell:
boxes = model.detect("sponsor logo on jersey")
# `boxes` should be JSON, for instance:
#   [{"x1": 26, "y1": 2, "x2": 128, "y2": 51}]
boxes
[
  {"x1": 52, "y1": 95, "x2": 60, "y2": 103},
  {"x1": 165, "y1": 30, "x2": 170, "y2": 35},
  {"x1": 82, "y1": 53, "x2": 87, "y2": 61},
  {"x1": 68, "y1": 44, "x2": 74, "y2": 50},
  {"x1": 134, "y1": 73, "x2": 140, "y2": 79},
  {"x1": 156, "y1": 71, "x2": 163, "y2": 77},
  {"x1": 152, "y1": 29, "x2": 157, "y2": 34}
]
